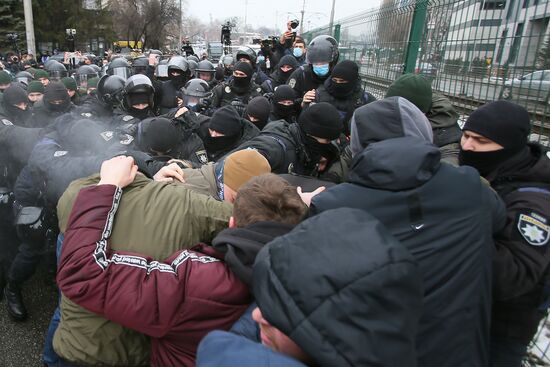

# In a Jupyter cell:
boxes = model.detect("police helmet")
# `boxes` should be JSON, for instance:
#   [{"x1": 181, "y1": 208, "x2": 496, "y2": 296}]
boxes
[
  {"x1": 306, "y1": 35, "x2": 340, "y2": 66},
  {"x1": 75, "y1": 65, "x2": 98, "y2": 88},
  {"x1": 182, "y1": 79, "x2": 211, "y2": 108},
  {"x1": 107, "y1": 57, "x2": 131, "y2": 80},
  {"x1": 89, "y1": 64, "x2": 101, "y2": 74},
  {"x1": 196, "y1": 60, "x2": 215, "y2": 80},
  {"x1": 187, "y1": 59, "x2": 198, "y2": 76},
  {"x1": 123, "y1": 74, "x2": 155, "y2": 109},
  {"x1": 14, "y1": 71, "x2": 34, "y2": 86},
  {"x1": 46, "y1": 61, "x2": 68, "y2": 81},
  {"x1": 167, "y1": 56, "x2": 189, "y2": 73},
  {"x1": 235, "y1": 46, "x2": 257, "y2": 65},
  {"x1": 132, "y1": 57, "x2": 149, "y2": 75},
  {"x1": 97, "y1": 74, "x2": 125, "y2": 106},
  {"x1": 187, "y1": 55, "x2": 200, "y2": 63}
]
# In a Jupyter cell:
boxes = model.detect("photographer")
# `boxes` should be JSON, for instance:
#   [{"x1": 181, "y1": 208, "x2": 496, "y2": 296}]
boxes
[
  {"x1": 6, "y1": 52, "x2": 22, "y2": 74},
  {"x1": 275, "y1": 20, "x2": 307, "y2": 66}
]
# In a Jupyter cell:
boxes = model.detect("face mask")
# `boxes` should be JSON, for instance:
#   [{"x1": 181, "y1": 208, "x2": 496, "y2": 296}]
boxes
[
  {"x1": 312, "y1": 64, "x2": 329, "y2": 77},
  {"x1": 232, "y1": 76, "x2": 250, "y2": 89},
  {"x1": 47, "y1": 101, "x2": 70, "y2": 113},
  {"x1": 458, "y1": 148, "x2": 515, "y2": 177},
  {"x1": 273, "y1": 103, "x2": 296, "y2": 118},
  {"x1": 203, "y1": 134, "x2": 239, "y2": 154},
  {"x1": 325, "y1": 78, "x2": 355, "y2": 98},
  {"x1": 130, "y1": 106, "x2": 150, "y2": 120},
  {"x1": 293, "y1": 48, "x2": 303, "y2": 58}
]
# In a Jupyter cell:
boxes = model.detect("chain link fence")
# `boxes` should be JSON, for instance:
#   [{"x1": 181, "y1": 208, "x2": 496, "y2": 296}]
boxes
[{"x1": 303, "y1": 0, "x2": 550, "y2": 144}]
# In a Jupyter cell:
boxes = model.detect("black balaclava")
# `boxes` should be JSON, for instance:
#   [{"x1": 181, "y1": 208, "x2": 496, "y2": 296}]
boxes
[
  {"x1": 203, "y1": 105, "x2": 242, "y2": 154},
  {"x1": 275, "y1": 55, "x2": 299, "y2": 84},
  {"x1": 272, "y1": 85, "x2": 297, "y2": 119},
  {"x1": 138, "y1": 117, "x2": 180, "y2": 156},
  {"x1": 231, "y1": 61, "x2": 253, "y2": 93},
  {"x1": 128, "y1": 92, "x2": 151, "y2": 120},
  {"x1": 298, "y1": 102, "x2": 343, "y2": 172},
  {"x1": 2, "y1": 84, "x2": 31, "y2": 123},
  {"x1": 44, "y1": 81, "x2": 71, "y2": 113},
  {"x1": 324, "y1": 60, "x2": 359, "y2": 98},
  {"x1": 245, "y1": 96, "x2": 271, "y2": 130},
  {"x1": 459, "y1": 100, "x2": 531, "y2": 177},
  {"x1": 169, "y1": 68, "x2": 190, "y2": 89}
]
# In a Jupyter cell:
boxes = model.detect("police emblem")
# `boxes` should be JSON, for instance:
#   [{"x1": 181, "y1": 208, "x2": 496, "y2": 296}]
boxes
[
  {"x1": 225, "y1": 86, "x2": 232, "y2": 93},
  {"x1": 81, "y1": 112, "x2": 92, "y2": 118},
  {"x1": 123, "y1": 115, "x2": 134, "y2": 122},
  {"x1": 196, "y1": 150, "x2": 208, "y2": 165},
  {"x1": 54, "y1": 150, "x2": 68, "y2": 157},
  {"x1": 517, "y1": 212, "x2": 550, "y2": 246},
  {"x1": 2, "y1": 119, "x2": 13, "y2": 126},
  {"x1": 288, "y1": 78, "x2": 296, "y2": 88},
  {"x1": 100, "y1": 131, "x2": 114, "y2": 141},
  {"x1": 256, "y1": 87, "x2": 262, "y2": 93},
  {"x1": 119, "y1": 134, "x2": 134, "y2": 145}
]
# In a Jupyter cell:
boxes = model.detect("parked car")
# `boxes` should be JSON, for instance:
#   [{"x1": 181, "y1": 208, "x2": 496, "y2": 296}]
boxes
[{"x1": 501, "y1": 70, "x2": 550, "y2": 105}]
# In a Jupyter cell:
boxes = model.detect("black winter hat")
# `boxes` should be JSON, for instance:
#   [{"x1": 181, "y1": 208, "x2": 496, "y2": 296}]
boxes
[
  {"x1": 463, "y1": 100, "x2": 530, "y2": 153},
  {"x1": 245, "y1": 96, "x2": 271, "y2": 121},
  {"x1": 44, "y1": 81, "x2": 70, "y2": 103},
  {"x1": 299, "y1": 102, "x2": 343, "y2": 140},
  {"x1": 3, "y1": 84, "x2": 28, "y2": 106},
  {"x1": 273, "y1": 85, "x2": 296, "y2": 103},
  {"x1": 139, "y1": 117, "x2": 180, "y2": 154},
  {"x1": 209, "y1": 105, "x2": 242, "y2": 136},
  {"x1": 277, "y1": 55, "x2": 299, "y2": 69},
  {"x1": 234, "y1": 61, "x2": 253, "y2": 77},
  {"x1": 331, "y1": 60, "x2": 359, "y2": 82}
]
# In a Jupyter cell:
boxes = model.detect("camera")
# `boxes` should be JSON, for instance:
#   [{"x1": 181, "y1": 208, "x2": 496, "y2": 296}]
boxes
[
  {"x1": 289, "y1": 20, "x2": 300, "y2": 29},
  {"x1": 260, "y1": 36, "x2": 280, "y2": 50},
  {"x1": 6, "y1": 33, "x2": 18, "y2": 42}
]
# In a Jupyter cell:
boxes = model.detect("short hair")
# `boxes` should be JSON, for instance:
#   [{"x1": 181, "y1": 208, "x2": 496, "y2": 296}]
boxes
[
  {"x1": 233, "y1": 173, "x2": 306, "y2": 227},
  {"x1": 294, "y1": 36, "x2": 306, "y2": 47}
]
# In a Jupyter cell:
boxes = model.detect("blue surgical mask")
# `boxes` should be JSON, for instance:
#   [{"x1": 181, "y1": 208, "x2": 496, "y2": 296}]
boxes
[
  {"x1": 312, "y1": 64, "x2": 329, "y2": 77},
  {"x1": 258, "y1": 55, "x2": 265, "y2": 62},
  {"x1": 293, "y1": 47, "x2": 303, "y2": 58}
]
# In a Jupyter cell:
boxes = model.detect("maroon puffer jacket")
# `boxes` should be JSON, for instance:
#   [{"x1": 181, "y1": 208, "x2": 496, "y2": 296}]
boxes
[{"x1": 57, "y1": 184, "x2": 251, "y2": 366}]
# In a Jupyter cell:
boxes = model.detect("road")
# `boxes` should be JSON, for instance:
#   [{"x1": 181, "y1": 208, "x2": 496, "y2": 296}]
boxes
[{"x1": 0, "y1": 261, "x2": 58, "y2": 367}]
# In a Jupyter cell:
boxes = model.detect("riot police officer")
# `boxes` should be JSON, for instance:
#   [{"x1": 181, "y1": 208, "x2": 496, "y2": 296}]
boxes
[
  {"x1": 287, "y1": 35, "x2": 339, "y2": 99},
  {"x1": 30, "y1": 81, "x2": 74, "y2": 128},
  {"x1": 158, "y1": 56, "x2": 190, "y2": 114},
  {"x1": 196, "y1": 60, "x2": 218, "y2": 88},
  {"x1": 210, "y1": 61, "x2": 262, "y2": 117},
  {"x1": 235, "y1": 46, "x2": 269, "y2": 86},
  {"x1": 106, "y1": 57, "x2": 132, "y2": 80},
  {"x1": 45, "y1": 61, "x2": 68, "y2": 81}
]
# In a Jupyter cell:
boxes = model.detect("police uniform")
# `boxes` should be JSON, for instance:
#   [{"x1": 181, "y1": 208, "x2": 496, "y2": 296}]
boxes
[
  {"x1": 286, "y1": 64, "x2": 328, "y2": 99},
  {"x1": 209, "y1": 80, "x2": 262, "y2": 117}
]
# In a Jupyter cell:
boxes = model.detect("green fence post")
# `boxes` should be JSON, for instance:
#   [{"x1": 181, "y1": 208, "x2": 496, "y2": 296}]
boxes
[
  {"x1": 334, "y1": 24, "x2": 341, "y2": 43},
  {"x1": 403, "y1": 0, "x2": 428, "y2": 73}
]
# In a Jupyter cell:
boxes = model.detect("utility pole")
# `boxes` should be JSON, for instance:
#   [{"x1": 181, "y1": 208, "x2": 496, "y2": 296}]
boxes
[
  {"x1": 23, "y1": 0, "x2": 36, "y2": 56},
  {"x1": 300, "y1": 0, "x2": 306, "y2": 34},
  {"x1": 178, "y1": 0, "x2": 182, "y2": 54},
  {"x1": 329, "y1": 0, "x2": 336, "y2": 35},
  {"x1": 244, "y1": 0, "x2": 248, "y2": 33}
]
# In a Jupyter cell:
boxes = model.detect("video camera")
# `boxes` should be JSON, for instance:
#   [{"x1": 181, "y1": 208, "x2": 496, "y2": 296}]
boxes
[
  {"x1": 289, "y1": 19, "x2": 299, "y2": 44},
  {"x1": 6, "y1": 33, "x2": 18, "y2": 42},
  {"x1": 260, "y1": 36, "x2": 280, "y2": 51}
]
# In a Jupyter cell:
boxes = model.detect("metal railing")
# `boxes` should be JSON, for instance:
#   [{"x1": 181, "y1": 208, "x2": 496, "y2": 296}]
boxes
[{"x1": 303, "y1": 0, "x2": 550, "y2": 143}]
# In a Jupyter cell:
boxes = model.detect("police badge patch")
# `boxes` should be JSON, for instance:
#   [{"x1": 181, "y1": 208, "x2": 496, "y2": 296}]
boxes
[
  {"x1": 2, "y1": 119, "x2": 13, "y2": 126},
  {"x1": 123, "y1": 115, "x2": 134, "y2": 122},
  {"x1": 196, "y1": 150, "x2": 208, "y2": 165},
  {"x1": 100, "y1": 131, "x2": 114, "y2": 141},
  {"x1": 288, "y1": 78, "x2": 296, "y2": 88},
  {"x1": 517, "y1": 212, "x2": 550, "y2": 246},
  {"x1": 119, "y1": 134, "x2": 134, "y2": 145},
  {"x1": 225, "y1": 86, "x2": 232, "y2": 93},
  {"x1": 81, "y1": 112, "x2": 92, "y2": 118}
]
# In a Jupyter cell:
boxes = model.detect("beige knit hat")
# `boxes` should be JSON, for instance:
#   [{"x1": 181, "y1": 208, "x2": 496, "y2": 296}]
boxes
[{"x1": 223, "y1": 149, "x2": 271, "y2": 191}]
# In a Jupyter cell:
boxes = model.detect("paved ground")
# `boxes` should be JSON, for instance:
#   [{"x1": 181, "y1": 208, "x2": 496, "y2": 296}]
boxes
[{"x1": 0, "y1": 262, "x2": 58, "y2": 367}]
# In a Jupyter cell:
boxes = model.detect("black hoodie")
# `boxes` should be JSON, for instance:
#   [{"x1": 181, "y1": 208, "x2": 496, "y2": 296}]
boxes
[
  {"x1": 311, "y1": 137, "x2": 507, "y2": 367},
  {"x1": 252, "y1": 208, "x2": 423, "y2": 367}
]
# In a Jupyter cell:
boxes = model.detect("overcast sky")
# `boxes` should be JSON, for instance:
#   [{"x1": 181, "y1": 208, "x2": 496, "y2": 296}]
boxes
[{"x1": 186, "y1": 0, "x2": 381, "y2": 32}]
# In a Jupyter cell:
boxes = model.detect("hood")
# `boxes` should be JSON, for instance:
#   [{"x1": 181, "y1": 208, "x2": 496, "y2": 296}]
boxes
[
  {"x1": 252, "y1": 208, "x2": 423, "y2": 367},
  {"x1": 349, "y1": 136, "x2": 441, "y2": 191},
  {"x1": 211, "y1": 221, "x2": 294, "y2": 286},
  {"x1": 350, "y1": 96, "x2": 433, "y2": 157}
]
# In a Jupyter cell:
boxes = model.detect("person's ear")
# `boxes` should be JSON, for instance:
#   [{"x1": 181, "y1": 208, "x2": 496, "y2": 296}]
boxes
[{"x1": 229, "y1": 216, "x2": 236, "y2": 228}]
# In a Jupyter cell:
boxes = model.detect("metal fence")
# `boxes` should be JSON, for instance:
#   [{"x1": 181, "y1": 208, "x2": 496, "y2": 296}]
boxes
[{"x1": 303, "y1": 0, "x2": 550, "y2": 144}]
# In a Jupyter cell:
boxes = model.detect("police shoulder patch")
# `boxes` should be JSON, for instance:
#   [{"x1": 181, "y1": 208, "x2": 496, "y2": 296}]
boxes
[
  {"x1": 224, "y1": 86, "x2": 232, "y2": 93},
  {"x1": 195, "y1": 150, "x2": 208, "y2": 164},
  {"x1": 2, "y1": 119, "x2": 13, "y2": 126},
  {"x1": 119, "y1": 134, "x2": 134, "y2": 145},
  {"x1": 53, "y1": 150, "x2": 68, "y2": 157},
  {"x1": 517, "y1": 212, "x2": 550, "y2": 246},
  {"x1": 256, "y1": 87, "x2": 262, "y2": 93},
  {"x1": 100, "y1": 131, "x2": 114, "y2": 141},
  {"x1": 81, "y1": 112, "x2": 92, "y2": 118},
  {"x1": 288, "y1": 78, "x2": 296, "y2": 88},
  {"x1": 122, "y1": 115, "x2": 134, "y2": 122}
]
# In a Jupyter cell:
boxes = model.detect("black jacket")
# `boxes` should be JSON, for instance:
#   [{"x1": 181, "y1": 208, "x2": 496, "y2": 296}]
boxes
[
  {"x1": 489, "y1": 144, "x2": 550, "y2": 341},
  {"x1": 252, "y1": 208, "x2": 423, "y2": 367},
  {"x1": 311, "y1": 137, "x2": 507, "y2": 367},
  {"x1": 286, "y1": 64, "x2": 328, "y2": 99}
]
